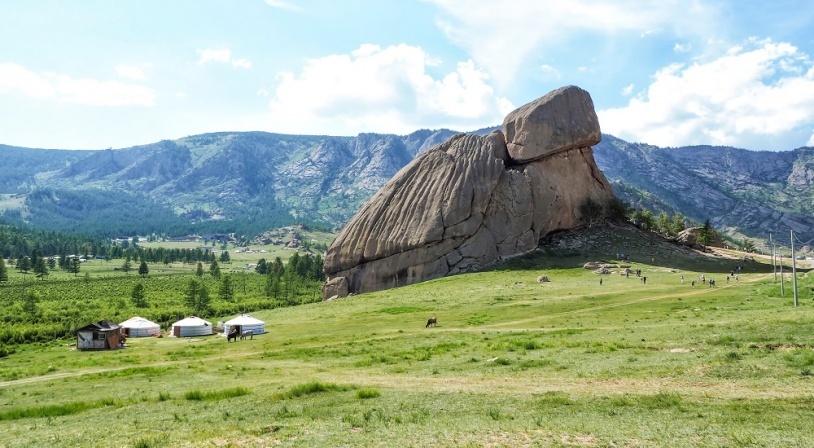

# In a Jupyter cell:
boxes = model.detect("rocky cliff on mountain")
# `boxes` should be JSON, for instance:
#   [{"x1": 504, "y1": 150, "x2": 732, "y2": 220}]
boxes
[
  {"x1": 593, "y1": 136, "x2": 814, "y2": 243},
  {"x1": 322, "y1": 86, "x2": 615, "y2": 298}
]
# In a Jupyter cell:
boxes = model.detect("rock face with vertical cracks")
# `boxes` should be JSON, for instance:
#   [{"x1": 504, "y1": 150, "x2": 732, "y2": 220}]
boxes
[{"x1": 323, "y1": 85, "x2": 615, "y2": 298}]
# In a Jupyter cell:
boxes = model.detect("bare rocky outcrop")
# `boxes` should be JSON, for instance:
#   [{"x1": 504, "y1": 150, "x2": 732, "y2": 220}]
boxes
[{"x1": 323, "y1": 86, "x2": 615, "y2": 298}]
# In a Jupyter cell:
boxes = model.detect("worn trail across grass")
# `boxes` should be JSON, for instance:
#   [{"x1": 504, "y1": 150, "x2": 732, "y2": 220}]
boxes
[{"x1": 1, "y1": 257, "x2": 813, "y2": 447}]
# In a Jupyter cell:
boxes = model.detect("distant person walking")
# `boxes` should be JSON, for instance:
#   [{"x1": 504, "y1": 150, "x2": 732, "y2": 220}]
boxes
[{"x1": 681, "y1": 275, "x2": 684, "y2": 284}]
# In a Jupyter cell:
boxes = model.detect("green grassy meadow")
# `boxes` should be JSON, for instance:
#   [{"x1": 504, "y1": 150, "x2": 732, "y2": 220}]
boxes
[{"x1": 1, "y1": 250, "x2": 813, "y2": 447}]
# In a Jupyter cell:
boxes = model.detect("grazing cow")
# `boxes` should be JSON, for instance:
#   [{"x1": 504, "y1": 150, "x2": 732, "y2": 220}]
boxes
[
  {"x1": 425, "y1": 317, "x2": 437, "y2": 328},
  {"x1": 227, "y1": 328, "x2": 239, "y2": 342},
  {"x1": 240, "y1": 330, "x2": 253, "y2": 340}
]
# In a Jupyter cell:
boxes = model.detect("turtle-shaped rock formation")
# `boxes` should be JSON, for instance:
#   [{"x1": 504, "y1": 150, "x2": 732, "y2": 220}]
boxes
[{"x1": 323, "y1": 86, "x2": 615, "y2": 298}]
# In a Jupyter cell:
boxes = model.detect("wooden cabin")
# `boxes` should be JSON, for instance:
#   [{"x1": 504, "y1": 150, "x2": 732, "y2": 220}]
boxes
[{"x1": 75, "y1": 319, "x2": 124, "y2": 350}]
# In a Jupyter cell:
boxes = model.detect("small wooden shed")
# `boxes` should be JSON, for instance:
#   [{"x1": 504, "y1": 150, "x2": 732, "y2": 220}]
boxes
[{"x1": 76, "y1": 319, "x2": 124, "y2": 350}]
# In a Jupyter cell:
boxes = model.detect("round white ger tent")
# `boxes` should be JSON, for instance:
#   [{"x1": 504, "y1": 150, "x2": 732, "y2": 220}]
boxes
[
  {"x1": 171, "y1": 316, "x2": 213, "y2": 337},
  {"x1": 223, "y1": 314, "x2": 265, "y2": 336},
  {"x1": 119, "y1": 316, "x2": 160, "y2": 337}
]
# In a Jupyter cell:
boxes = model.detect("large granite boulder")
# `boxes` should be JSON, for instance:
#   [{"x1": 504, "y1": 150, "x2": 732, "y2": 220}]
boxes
[
  {"x1": 323, "y1": 86, "x2": 615, "y2": 298},
  {"x1": 503, "y1": 85, "x2": 601, "y2": 163}
]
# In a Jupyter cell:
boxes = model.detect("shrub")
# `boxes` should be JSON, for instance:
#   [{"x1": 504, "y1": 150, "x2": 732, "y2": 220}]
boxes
[
  {"x1": 357, "y1": 388, "x2": 381, "y2": 399},
  {"x1": 284, "y1": 381, "x2": 347, "y2": 398}
]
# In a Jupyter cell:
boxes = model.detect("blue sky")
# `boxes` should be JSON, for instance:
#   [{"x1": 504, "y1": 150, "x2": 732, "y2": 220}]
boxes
[{"x1": 1, "y1": 0, "x2": 813, "y2": 151}]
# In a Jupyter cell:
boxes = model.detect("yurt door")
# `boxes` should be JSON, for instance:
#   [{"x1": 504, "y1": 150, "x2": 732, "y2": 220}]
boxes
[{"x1": 173, "y1": 326, "x2": 181, "y2": 337}]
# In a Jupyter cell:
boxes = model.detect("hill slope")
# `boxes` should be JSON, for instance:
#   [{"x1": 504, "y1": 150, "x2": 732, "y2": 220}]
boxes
[{"x1": 1, "y1": 232, "x2": 812, "y2": 446}]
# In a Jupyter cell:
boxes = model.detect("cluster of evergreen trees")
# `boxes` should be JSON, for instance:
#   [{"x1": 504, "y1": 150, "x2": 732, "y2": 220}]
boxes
[
  {"x1": 0, "y1": 222, "x2": 107, "y2": 260},
  {"x1": 629, "y1": 209, "x2": 687, "y2": 237}
]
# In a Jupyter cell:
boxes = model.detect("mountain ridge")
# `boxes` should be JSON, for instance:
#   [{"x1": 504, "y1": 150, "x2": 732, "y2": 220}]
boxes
[{"x1": 1, "y1": 130, "x2": 812, "y2": 244}]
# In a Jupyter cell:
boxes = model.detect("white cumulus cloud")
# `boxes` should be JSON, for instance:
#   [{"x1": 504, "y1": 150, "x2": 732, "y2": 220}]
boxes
[
  {"x1": 598, "y1": 39, "x2": 814, "y2": 150},
  {"x1": 0, "y1": 62, "x2": 154, "y2": 106},
  {"x1": 0, "y1": 63, "x2": 55, "y2": 99},
  {"x1": 266, "y1": 43, "x2": 513, "y2": 135}
]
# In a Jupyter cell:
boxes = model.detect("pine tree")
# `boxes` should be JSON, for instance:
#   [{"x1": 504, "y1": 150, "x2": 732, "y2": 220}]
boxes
[
  {"x1": 185, "y1": 279, "x2": 200, "y2": 309},
  {"x1": 33, "y1": 256, "x2": 49, "y2": 280},
  {"x1": 639, "y1": 210, "x2": 655, "y2": 230},
  {"x1": 0, "y1": 256, "x2": 8, "y2": 283},
  {"x1": 656, "y1": 212, "x2": 671, "y2": 235},
  {"x1": 672, "y1": 213, "x2": 686, "y2": 235},
  {"x1": 18, "y1": 256, "x2": 31, "y2": 274},
  {"x1": 69, "y1": 257, "x2": 81, "y2": 276},
  {"x1": 131, "y1": 283, "x2": 148, "y2": 307},
  {"x1": 219, "y1": 274, "x2": 234, "y2": 301},
  {"x1": 698, "y1": 219, "x2": 713, "y2": 246},
  {"x1": 271, "y1": 257, "x2": 285, "y2": 277},
  {"x1": 196, "y1": 262, "x2": 204, "y2": 277},
  {"x1": 122, "y1": 256, "x2": 132, "y2": 273},
  {"x1": 138, "y1": 261, "x2": 149, "y2": 277},
  {"x1": 185, "y1": 278, "x2": 210, "y2": 315},
  {"x1": 22, "y1": 290, "x2": 39, "y2": 317},
  {"x1": 209, "y1": 260, "x2": 221, "y2": 279},
  {"x1": 310, "y1": 254, "x2": 325, "y2": 281},
  {"x1": 255, "y1": 258, "x2": 268, "y2": 274}
]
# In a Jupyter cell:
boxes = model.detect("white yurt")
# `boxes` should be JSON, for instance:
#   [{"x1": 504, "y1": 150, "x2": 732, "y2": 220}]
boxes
[
  {"x1": 171, "y1": 316, "x2": 213, "y2": 337},
  {"x1": 119, "y1": 316, "x2": 161, "y2": 337},
  {"x1": 223, "y1": 314, "x2": 265, "y2": 336}
]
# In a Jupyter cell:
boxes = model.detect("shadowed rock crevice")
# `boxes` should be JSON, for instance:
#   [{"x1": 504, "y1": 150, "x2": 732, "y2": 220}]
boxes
[{"x1": 323, "y1": 86, "x2": 615, "y2": 298}]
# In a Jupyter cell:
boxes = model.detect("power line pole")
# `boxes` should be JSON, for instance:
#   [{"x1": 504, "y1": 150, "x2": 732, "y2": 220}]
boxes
[
  {"x1": 792, "y1": 230, "x2": 798, "y2": 307},
  {"x1": 770, "y1": 233, "x2": 777, "y2": 282},
  {"x1": 780, "y1": 252, "x2": 785, "y2": 296}
]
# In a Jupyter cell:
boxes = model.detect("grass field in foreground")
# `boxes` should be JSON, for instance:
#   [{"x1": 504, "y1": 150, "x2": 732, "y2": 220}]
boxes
[{"x1": 1, "y1": 252, "x2": 813, "y2": 447}]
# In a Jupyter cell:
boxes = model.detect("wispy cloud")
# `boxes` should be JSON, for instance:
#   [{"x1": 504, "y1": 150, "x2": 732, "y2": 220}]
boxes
[
  {"x1": 0, "y1": 63, "x2": 155, "y2": 106},
  {"x1": 621, "y1": 83, "x2": 634, "y2": 95},
  {"x1": 427, "y1": 0, "x2": 719, "y2": 85},
  {"x1": 674, "y1": 43, "x2": 692, "y2": 53},
  {"x1": 599, "y1": 39, "x2": 814, "y2": 150},
  {"x1": 264, "y1": 0, "x2": 300, "y2": 11},
  {"x1": 197, "y1": 48, "x2": 252, "y2": 69},
  {"x1": 115, "y1": 64, "x2": 149, "y2": 81},
  {"x1": 540, "y1": 64, "x2": 561, "y2": 80}
]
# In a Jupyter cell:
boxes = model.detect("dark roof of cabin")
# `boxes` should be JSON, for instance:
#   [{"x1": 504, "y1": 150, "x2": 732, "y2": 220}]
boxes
[{"x1": 75, "y1": 319, "x2": 120, "y2": 334}]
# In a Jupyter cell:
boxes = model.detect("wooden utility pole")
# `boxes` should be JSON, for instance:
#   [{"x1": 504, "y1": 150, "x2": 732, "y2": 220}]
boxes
[
  {"x1": 792, "y1": 230, "x2": 799, "y2": 307},
  {"x1": 770, "y1": 233, "x2": 777, "y2": 282},
  {"x1": 780, "y1": 253, "x2": 785, "y2": 296}
]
